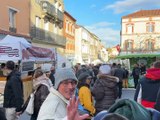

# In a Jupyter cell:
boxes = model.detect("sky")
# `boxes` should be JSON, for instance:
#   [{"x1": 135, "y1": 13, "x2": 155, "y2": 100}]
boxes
[{"x1": 64, "y1": 0, "x2": 160, "y2": 48}]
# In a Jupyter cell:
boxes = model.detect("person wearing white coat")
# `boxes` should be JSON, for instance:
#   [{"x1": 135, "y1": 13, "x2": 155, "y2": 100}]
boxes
[{"x1": 37, "y1": 68, "x2": 79, "y2": 120}]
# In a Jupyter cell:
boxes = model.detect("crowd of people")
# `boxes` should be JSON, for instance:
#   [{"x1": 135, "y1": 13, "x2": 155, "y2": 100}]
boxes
[{"x1": 0, "y1": 60, "x2": 160, "y2": 120}]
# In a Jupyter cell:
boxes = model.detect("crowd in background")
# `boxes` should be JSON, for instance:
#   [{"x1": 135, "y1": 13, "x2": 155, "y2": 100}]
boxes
[{"x1": 0, "y1": 60, "x2": 160, "y2": 120}]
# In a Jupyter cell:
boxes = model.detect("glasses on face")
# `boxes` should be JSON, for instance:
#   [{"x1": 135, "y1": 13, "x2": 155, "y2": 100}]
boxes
[{"x1": 61, "y1": 80, "x2": 77, "y2": 86}]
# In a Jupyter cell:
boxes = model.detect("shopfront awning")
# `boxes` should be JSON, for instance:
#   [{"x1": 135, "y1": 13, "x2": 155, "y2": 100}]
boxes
[{"x1": 116, "y1": 54, "x2": 160, "y2": 59}]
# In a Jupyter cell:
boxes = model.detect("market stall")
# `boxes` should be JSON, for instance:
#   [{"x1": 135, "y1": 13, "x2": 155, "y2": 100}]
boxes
[{"x1": 0, "y1": 35, "x2": 55, "y2": 100}]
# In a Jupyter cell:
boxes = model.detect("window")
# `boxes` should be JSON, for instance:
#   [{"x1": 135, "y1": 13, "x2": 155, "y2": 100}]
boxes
[
  {"x1": 125, "y1": 40, "x2": 133, "y2": 51},
  {"x1": 82, "y1": 45, "x2": 88, "y2": 53},
  {"x1": 9, "y1": 9, "x2": 17, "y2": 28},
  {"x1": 126, "y1": 24, "x2": 134, "y2": 34},
  {"x1": 35, "y1": 16, "x2": 41, "y2": 28},
  {"x1": 35, "y1": 0, "x2": 41, "y2": 4},
  {"x1": 65, "y1": 20, "x2": 68, "y2": 33},
  {"x1": 145, "y1": 40, "x2": 154, "y2": 50},
  {"x1": 71, "y1": 24, "x2": 75, "y2": 35},
  {"x1": 54, "y1": 23, "x2": 58, "y2": 33},
  {"x1": 44, "y1": 19, "x2": 49, "y2": 31},
  {"x1": 148, "y1": 41, "x2": 153, "y2": 50},
  {"x1": 146, "y1": 23, "x2": 155, "y2": 32}
]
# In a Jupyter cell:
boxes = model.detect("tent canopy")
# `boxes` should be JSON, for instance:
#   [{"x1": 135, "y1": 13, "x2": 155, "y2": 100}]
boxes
[
  {"x1": 91, "y1": 59, "x2": 103, "y2": 65},
  {"x1": 0, "y1": 35, "x2": 55, "y2": 62},
  {"x1": 0, "y1": 35, "x2": 31, "y2": 48}
]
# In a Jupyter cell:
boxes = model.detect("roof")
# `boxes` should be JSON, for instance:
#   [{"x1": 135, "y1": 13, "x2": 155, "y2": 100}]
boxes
[
  {"x1": 122, "y1": 9, "x2": 160, "y2": 19},
  {"x1": 64, "y1": 11, "x2": 76, "y2": 22}
]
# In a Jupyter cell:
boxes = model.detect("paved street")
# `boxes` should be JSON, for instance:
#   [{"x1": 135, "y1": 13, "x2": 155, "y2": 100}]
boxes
[
  {"x1": 19, "y1": 88, "x2": 135, "y2": 120},
  {"x1": 121, "y1": 88, "x2": 135, "y2": 100}
]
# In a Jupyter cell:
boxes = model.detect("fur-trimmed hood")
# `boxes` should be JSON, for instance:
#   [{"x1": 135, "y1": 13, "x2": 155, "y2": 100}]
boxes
[
  {"x1": 98, "y1": 74, "x2": 119, "y2": 82},
  {"x1": 97, "y1": 74, "x2": 119, "y2": 88}
]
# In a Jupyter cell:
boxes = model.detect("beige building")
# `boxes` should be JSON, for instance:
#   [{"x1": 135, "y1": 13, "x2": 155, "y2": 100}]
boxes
[
  {"x1": 120, "y1": 9, "x2": 160, "y2": 66},
  {"x1": 75, "y1": 26, "x2": 91, "y2": 64},
  {"x1": 75, "y1": 25, "x2": 107, "y2": 64},
  {"x1": 30, "y1": 0, "x2": 66, "y2": 54},
  {"x1": 0, "y1": 0, "x2": 30, "y2": 39}
]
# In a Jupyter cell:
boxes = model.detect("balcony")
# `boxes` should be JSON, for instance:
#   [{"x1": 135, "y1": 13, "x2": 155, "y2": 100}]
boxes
[
  {"x1": 57, "y1": 9, "x2": 64, "y2": 22},
  {"x1": 40, "y1": 1, "x2": 56, "y2": 19},
  {"x1": 30, "y1": 26, "x2": 66, "y2": 47},
  {"x1": 120, "y1": 48, "x2": 160, "y2": 55},
  {"x1": 40, "y1": 1, "x2": 64, "y2": 23},
  {"x1": 9, "y1": 27, "x2": 17, "y2": 33}
]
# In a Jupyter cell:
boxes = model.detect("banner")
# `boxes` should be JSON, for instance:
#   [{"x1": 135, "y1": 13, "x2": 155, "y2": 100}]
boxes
[
  {"x1": 0, "y1": 43, "x2": 22, "y2": 61},
  {"x1": 22, "y1": 46, "x2": 55, "y2": 62},
  {"x1": 0, "y1": 35, "x2": 56, "y2": 73}
]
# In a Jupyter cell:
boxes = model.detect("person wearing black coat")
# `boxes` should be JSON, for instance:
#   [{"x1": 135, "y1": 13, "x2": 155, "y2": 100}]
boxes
[
  {"x1": 49, "y1": 66, "x2": 55, "y2": 86},
  {"x1": 0, "y1": 107, "x2": 7, "y2": 120},
  {"x1": 113, "y1": 64, "x2": 125, "y2": 98},
  {"x1": 131, "y1": 64, "x2": 140, "y2": 88},
  {"x1": 3, "y1": 61, "x2": 24, "y2": 120}
]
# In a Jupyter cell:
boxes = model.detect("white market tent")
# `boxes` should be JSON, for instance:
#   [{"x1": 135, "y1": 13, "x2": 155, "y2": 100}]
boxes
[
  {"x1": 0, "y1": 35, "x2": 56, "y2": 72},
  {"x1": 91, "y1": 59, "x2": 103, "y2": 65},
  {"x1": 0, "y1": 35, "x2": 55, "y2": 62}
]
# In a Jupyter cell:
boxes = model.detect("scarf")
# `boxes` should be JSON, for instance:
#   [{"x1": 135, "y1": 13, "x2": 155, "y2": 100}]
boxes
[{"x1": 33, "y1": 74, "x2": 53, "y2": 90}]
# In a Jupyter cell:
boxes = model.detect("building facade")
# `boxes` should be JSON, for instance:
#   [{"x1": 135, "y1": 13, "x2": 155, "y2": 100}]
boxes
[
  {"x1": 30, "y1": 0, "x2": 66, "y2": 54},
  {"x1": 63, "y1": 11, "x2": 76, "y2": 63},
  {"x1": 0, "y1": 0, "x2": 30, "y2": 39},
  {"x1": 75, "y1": 25, "x2": 107, "y2": 64},
  {"x1": 120, "y1": 9, "x2": 160, "y2": 67}
]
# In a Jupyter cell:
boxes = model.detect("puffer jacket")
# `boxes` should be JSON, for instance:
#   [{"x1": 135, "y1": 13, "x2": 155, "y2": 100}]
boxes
[
  {"x1": 79, "y1": 86, "x2": 95, "y2": 115},
  {"x1": 91, "y1": 74, "x2": 119, "y2": 113}
]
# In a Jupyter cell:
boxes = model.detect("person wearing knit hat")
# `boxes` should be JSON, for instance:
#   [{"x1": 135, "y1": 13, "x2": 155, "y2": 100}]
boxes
[
  {"x1": 92, "y1": 64, "x2": 119, "y2": 114},
  {"x1": 99, "y1": 64, "x2": 111, "y2": 75},
  {"x1": 54, "y1": 68, "x2": 78, "y2": 90},
  {"x1": 37, "y1": 68, "x2": 80, "y2": 120},
  {"x1": 77, "y1": 72, "x2": 95, "y2": 116}
]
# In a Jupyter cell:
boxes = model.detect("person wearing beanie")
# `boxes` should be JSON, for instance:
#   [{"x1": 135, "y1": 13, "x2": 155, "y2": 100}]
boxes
[
  {"x1": 3, "y1": 60, "x2": 24, "y2": 120},
  {"x1": 92, "y1": 64, "x2": 119, "y2": 114},
  {"x1": 77, "y1": 72, "x2": 96, "y2": 116},
  {"x1": 38, "y1": 68, "x2": 88, "y2": 120}
]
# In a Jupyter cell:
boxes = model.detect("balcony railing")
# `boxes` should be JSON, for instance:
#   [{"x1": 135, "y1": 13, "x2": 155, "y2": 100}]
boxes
[
  {"x1": 40, "y1": 1, "x2": 64, "y2": 22},
  {"x1": 40, "y1": 1, "x2": 56, "y2": 18},
  {"x1": 57, "y1": 9, "x2": 63, "y2": 22},
  {"x1": 120, "y1": 48, "x2": 160, "y2": 55},
  {"x1": 30, "y1": 26, "x2": 66, "y2": 47}
]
